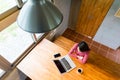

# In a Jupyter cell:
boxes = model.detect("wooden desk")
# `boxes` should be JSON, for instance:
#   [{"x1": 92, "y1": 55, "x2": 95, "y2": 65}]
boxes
[
  {"x1": 17, "y1": 39, "x2": 74, "y2": 80},
  {"x1": 17, "y1": 38, "x2": 120, "y2": 80}
]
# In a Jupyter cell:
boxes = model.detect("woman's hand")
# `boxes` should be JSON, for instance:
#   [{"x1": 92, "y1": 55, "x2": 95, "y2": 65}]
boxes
[{"x1": 77, "y1": 56, "x2": 83, "y2": 60}]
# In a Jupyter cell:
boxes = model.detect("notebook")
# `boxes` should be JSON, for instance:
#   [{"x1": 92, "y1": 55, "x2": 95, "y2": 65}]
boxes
[{"x1": 53, "y1": 55, "x2": 76, "y2": 74}]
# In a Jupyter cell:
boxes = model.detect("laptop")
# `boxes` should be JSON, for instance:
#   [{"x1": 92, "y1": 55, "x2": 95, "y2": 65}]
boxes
[{"x1": 53, "y1": 55, "x2": 76, "y2": 74}]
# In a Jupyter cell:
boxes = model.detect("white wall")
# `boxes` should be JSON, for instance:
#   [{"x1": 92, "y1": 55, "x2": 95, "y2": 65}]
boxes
[
  {"x1": 53, "y1": 0, "x2": 71, "y2": 37},
  {"x1": 68, "y1": 0, "x2": 81, "y2": 30},
  {"x1": 93, "y1": 0, "x2": 120, "y2": 50}
]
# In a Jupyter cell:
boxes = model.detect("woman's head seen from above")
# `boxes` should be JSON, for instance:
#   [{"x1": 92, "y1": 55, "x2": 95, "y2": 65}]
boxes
[{"x1": 78, "y1": 41, "x2": 90, "y2": 52}]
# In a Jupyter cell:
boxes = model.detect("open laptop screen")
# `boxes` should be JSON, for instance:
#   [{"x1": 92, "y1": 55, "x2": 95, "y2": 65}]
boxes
[{"x1": 53, "y1": 60, "x2": 66, "y2": 73}]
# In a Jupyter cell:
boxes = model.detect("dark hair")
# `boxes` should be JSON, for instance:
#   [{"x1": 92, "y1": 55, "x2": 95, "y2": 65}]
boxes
[{"x1": 78, "y1": 41, "x2": 90, "y2": 52}]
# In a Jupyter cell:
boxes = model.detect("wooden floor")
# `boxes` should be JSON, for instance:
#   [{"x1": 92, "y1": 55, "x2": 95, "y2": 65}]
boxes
[{"x1": 53, "y1": 36, "x2": 120, "y2": 80}]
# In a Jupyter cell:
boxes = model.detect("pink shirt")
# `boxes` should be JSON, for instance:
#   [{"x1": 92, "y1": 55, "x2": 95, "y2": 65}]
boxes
[{"x1": 68, "y1": 43, "x2": 89, "y2": 64}]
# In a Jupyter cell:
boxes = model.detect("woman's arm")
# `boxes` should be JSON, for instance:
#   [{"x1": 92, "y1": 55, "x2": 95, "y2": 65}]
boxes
[
  {"x1": 68, "y1": 43, "x2": 78, "y2": 58},
  {"x1": 81, "y1": 52, "x2": 89, "y2": 64}
]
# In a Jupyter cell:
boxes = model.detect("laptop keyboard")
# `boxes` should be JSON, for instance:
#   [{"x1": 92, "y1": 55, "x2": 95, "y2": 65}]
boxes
[{"x1": 61, "y1": 58, "x2": 72, "y2": 70}]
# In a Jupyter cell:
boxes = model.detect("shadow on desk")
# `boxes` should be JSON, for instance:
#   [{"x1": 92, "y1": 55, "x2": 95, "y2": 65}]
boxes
[{"x1": 25, "y1": 77, "x2": 31, "y2": 80}]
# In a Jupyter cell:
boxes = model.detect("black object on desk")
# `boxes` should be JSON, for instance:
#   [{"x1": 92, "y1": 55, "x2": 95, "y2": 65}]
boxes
[
  {"x1": 54, "y1": 53, "x2": 61, "y2": 58},
  {"x1": 53, "y1": 60, "x2": 66, "y2": 73}
]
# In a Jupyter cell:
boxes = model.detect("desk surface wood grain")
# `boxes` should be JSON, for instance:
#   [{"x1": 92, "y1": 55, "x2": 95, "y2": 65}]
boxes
[
  {"x1": 17, "y1": 37, "x2": 120, "y2": 80},
  {"x1": 17, "y1": 39, "x2": 73, "y2": 80}
]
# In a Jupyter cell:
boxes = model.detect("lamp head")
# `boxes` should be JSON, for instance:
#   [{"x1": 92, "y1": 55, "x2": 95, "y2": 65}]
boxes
[{"x1": 17, "y1": 0, "x2": 63, "y2": 33}]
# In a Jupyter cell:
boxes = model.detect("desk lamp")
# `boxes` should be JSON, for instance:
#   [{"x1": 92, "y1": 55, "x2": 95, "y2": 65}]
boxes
[{"x1": 17, "y1": 0, "x2": 63, "y2": 42}]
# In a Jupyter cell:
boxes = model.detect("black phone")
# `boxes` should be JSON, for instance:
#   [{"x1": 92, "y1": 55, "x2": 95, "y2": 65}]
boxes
[{"x1": 54, "y1": 53, "x2": 61, "y2": 58}]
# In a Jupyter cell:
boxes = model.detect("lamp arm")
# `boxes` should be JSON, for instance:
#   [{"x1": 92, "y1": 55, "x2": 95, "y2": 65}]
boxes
[{"x1": 31, "y1": 33, "x2": 37, "y2": 43}]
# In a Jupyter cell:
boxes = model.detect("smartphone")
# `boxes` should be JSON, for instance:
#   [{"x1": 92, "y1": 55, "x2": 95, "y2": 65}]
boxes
[{"x1": 54, "y1": 53, "x2": 61, "y2": 58}]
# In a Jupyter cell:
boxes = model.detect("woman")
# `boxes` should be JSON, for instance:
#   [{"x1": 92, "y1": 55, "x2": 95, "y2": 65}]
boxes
[{"x1": 68, "y1": 41, "x2": 90, "y2": 64}]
